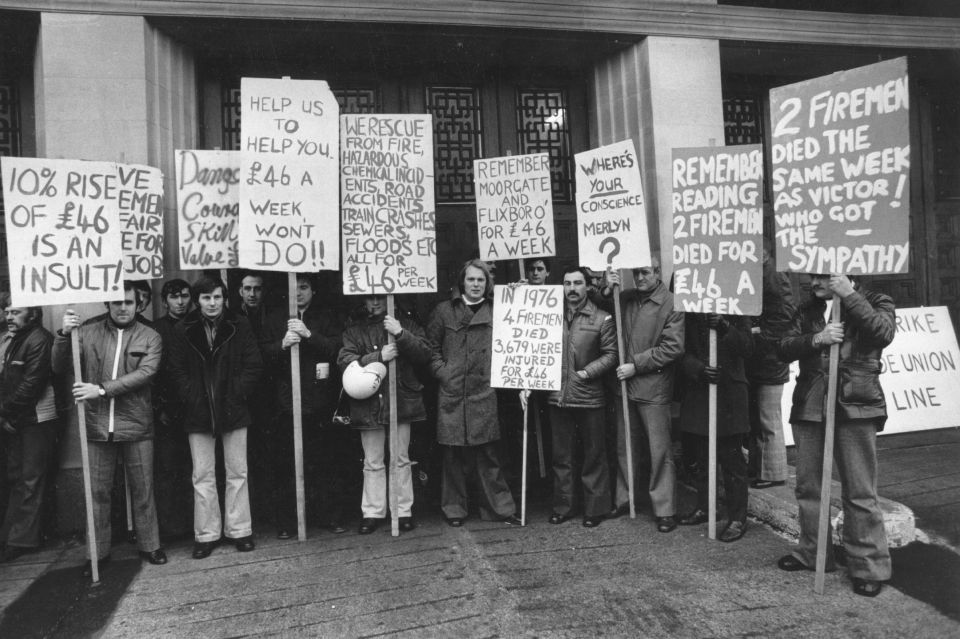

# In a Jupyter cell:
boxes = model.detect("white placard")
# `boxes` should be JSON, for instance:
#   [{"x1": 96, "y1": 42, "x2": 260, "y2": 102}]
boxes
[
  {"x1": 175, "y1": 149, "x2": 240, "y2": 270},
  {"x1": 575, "y1": 139, "x2": 651, "y2": 270},
  {"x1": 118, "y1": 163, "x2": 164, "y2": 280},
  {"x1": 474, "y1": 153, "x2": 555, "y2": 261},
  {"x1": 2, "y1": 157, "x2": 125, "y2": 306},
  {"x1": 490, "y1": 285, "x2": 563, "y2": 390},
  {"x1": 239, "y1": 77, "x2": 339, "y2": 272},
  {"x1": 340, "y1": 114, "x2": 436, "y2": 294}
]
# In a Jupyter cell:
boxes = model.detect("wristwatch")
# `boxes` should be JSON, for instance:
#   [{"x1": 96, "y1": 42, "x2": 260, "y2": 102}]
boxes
[{"x1": 98, "y1": 385, "x2": 106, "y2": 397}]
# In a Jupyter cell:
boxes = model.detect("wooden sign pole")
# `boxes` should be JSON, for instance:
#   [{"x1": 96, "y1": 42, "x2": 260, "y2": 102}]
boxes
[
  {"x1": 386, "y1": 295, "x2": 400, "y2": 537},
  {"x1": 815, "y1": 301, "x2": 842, "y2": 594},
  {"x1": 708, "y1": 327, "x2": 718, "y2": 540},
  {"x1": 521, "y1": 401, "x2": 529, "y2": 526},
  {"x1": 612, "y1": 276, "x2": 636, "y2": 519},
  {"x1": 288, "y1": 273, "x2": 306, "y2": 541},
  {"x1": 124, "y1": 466, "x2": 133, "y2": 537},
  {"x1": 71, "y1": 332, "x2": 100, "y2": 583},
  {"x1": 516, "y1": 258, "x2": 546, "y2": 480}
]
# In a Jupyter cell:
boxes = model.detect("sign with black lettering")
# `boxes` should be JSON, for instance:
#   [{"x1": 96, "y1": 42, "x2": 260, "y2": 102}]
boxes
[
  {"x1": 118, "y1": 163, "x2": 164, "y2": 280},
  {"x1": 490, "y1": 285, "x2": 563, "y2": 390},
  {"x1": 672, "y1": 145, "x2": 763, "y2": 315},
  {"x1": 770, "y1": 57, "x2": 909, "y2": 274},
  {"x1": 239, "y1": 77, "x2": 339, "y2": 271},
  {"x1": 575, "y1": 140, "x2": 651, "y2": 270},
  {"x1": 340, "y1": 115, "x2": 436, "y2": 294},
  {"x1": 474, "y1": 154, "x2": 555, "y2": 261},
  {"x1": 175, "y1": 150, "x2": 240, "y2": 270},
  {"x1": 1, "y1": 157, "x2": 124, "y2": 306}
]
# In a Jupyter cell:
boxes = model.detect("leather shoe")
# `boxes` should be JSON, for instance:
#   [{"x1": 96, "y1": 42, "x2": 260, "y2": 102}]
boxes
[
  {"x1": 777, "y1": 554, "x2": 810, "y2": 572},
  {"x1": 751, "y1": 479, "x2": 786, "y2": 489},
  {"x1": 233, "y1": 536, "x2": 255, "y2": 552},
  {"x1": 276, "y1": 529, "x2": 293, "y2": 540},
  {"x1": 81, "y1": 555, "x2": 111, "y2": 577},
  {"x1": 399, "y1": 517, "x2": 416, "y2": 532},
  {"x1": 549, "y1": 513, "x2": 572, "y2": 525},
  {"x1": 328, "y1": 522, "x2": 347, "y2": 535},
  {"x1": 192, "y1": 541, "x2": 218, "y2": 559},
  {"x1": 719, "y1": 520, "x2": 747, "y2": 542},
  {"x1": 138, "y1": 549, "x2": 168, "y2": 565},
  {"x1": 678, "y1": 509, "x2": 708, "y2": 526},
  {"x1": 358, "y1": 518, "x2": 382, "y2": 535},
  {"x1": 446, "y1": 517, "x2": 464, "y2": 527},
  {"x1": 607, "y1": 504, "x2": 629, "y2": 519},
  {"x1": 502, "y1": 514, "x2": 523, "y2": 526},
  {"x1": 852, "y1": 578, "x2": 883, "y2": 597},
  {"x1": 656, "y1": 516, "x2": 678, "y2": 533},
  {"x1": 582, "y1": 516, "x2": 603, "y2": 528}
]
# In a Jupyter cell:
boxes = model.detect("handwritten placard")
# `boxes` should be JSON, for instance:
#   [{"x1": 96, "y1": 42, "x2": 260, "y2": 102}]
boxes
[
  {"x1": 672, "y1": 145, "x2": 763, "y2": 315},
  {"x1": 770, "y1": 57, "x2": 909, "y2": 275},
  {"x1": 1, "y1": 157, "x2": 124, "y2": 306},
  {"x1": 118, "y1": 163, "x2": 164, "y2": 280},
  {"x1": 490, "y1": 285, "x2": 563, "y2": 390},
  {"x1": 474, "y1": 153, "x2": 555, "y2": 261},
  {"x1": 340, "y1": 115, "x2": 436, "y2": 294},
  {"x1": 575, "y1": 140, "x2": 651, "y2": 270},
  {"x1": 175, "y1": 150, "x2": 240, "y2": 270},
  {"x1": 239, "y1": 77, "x2": 339, "y2": 272}
]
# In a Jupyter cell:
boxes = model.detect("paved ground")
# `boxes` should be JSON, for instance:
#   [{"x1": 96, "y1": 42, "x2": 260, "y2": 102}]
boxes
[{"x1": 1, "y1": 501, "x2": 957, "y2": 638}]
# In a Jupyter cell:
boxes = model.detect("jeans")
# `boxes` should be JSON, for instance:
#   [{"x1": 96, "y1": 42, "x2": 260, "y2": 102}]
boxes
[
  {"x1": 791, "y1": 419, "x2": 892, "y2": 581},
  {"x1": 189, "y1": 429, "x2": 251, "y2": 542},
  {"x1": 360, "y1": 423, "x2": 412, "y2": 518},
  {"x1": 614, "y1": 402, "x2": 676, "y2": 517},
  {"x1": 549, "y1": 406, "x2": 610, "y2": 518},
  {"x1": 748, "y1": 383, "x2": 787, "y2": 482}
]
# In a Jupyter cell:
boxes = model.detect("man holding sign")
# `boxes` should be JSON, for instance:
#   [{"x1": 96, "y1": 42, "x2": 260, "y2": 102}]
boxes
[
  {"x1": 546, "y1": 266, "x2": 617, "y2": 528},
  {"x1": 776, "y1": 274, "x2": 894, "y2": 597}
]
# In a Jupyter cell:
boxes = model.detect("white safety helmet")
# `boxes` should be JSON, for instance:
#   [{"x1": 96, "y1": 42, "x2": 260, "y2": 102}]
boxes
[{"x1": 342, "y1": 360, "x2": 388, "y2": 400}]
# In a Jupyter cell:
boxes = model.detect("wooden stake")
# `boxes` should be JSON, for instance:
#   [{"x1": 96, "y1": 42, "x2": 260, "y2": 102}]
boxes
[
  {"x1": 521, "y1": 400, "x2": 529, "y2": 526},
  {"x1": 71, "y1": 329, "x2": 100, "y2": 583},
  {"x1": 288, "y1": 273, "x2": 306, "y2": 541},
  {"x1": 124, "y1": 465, "x2": 133, "y2": 535},
  {"x1": 387, "y1": 295, "x2": 400, "y2": 537},
  {"x1": 815, "y1": 300, "x2": 842, "y2": 594},
  {"x1": 708, "y1": 327, "x2": 717, "y2": 540},
  {"x1": 612, "y1": 277, "x2": 636, "y2": 518},
  {"x1": 517, "y1": 257, "x2": 545, "y2": 478}
]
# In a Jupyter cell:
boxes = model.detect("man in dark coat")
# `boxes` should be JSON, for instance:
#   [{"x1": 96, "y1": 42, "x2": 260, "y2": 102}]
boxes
[
  {"x1": 261, "y1": 274, "x2": 344, "y2": 539},
  {"x1": 426, "y1": 259, "x2": 519, "y2": 526},
  {"x1": 0, "y1": 301, "x2": 57, "y2": 562},
  {"x1": 678, "y1": 313, "x2": 754, "y2": 542},
  {"x1": 776, "y1": 274, "x2": 893, "y2": 597},
  {"x1": 167, "y1": 275, "x2": 263, "y2": 559},
  {"x1": 339, "y1": 295, "x2": 432, "y2": 534},
  {"x1": 545, "y1": 266, "x2": 617, "y2": 528}
]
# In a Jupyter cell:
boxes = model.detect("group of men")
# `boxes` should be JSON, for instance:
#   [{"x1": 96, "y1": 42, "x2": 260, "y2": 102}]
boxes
[{"x1": 0, "y1": 251, "x2": 894, "y2": 596}]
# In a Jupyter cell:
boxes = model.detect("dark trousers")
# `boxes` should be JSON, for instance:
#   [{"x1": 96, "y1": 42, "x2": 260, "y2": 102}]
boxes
[
  {"x1": 686, "y1": 432, "x2": 748, "y2": 524},
  {"x1": 441, "y1": 442, "x2": 515, "y2": 521},
  {"x1": 549, "y1": 406, "x2": 610, "y2": 518},
  {"x1": 153, "y1": 411, "x2": 193, "y2": 539},
  {"x1": 0, "y1": 420, "x2": 57, "y2": 548}
]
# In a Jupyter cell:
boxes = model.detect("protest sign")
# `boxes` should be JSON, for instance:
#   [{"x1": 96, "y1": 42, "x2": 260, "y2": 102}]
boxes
[
  {"x1": 1, "y1": 157, "x2": 124, "y2": 306},
  {"x1": 175, "y1": 149, "x2": 240, "y2": 270},
  {"x1": 474, "y1": 153, "x2": 554, "y2": 261},
  {"x1": 117, "y1": 163, "x2": 164, "y2": 280},
  {"x1": 770, "y1": 57, "x2": 910, "y2": 275},
  {"x1": 575, "y1": 140, "x2": 651, "y2": 270},
  {"x1": 671, "y1": 145, "x2": 763, "y2": 315},
  {"x1": 340, "y1": 114, "x2": 436, "y2": 294},
  {"x1": 239, "y1": 77, "x2": 339, "y2": 272},
  {"x1": 490, "y1": 285, "x2": 563, "y2": 390}
]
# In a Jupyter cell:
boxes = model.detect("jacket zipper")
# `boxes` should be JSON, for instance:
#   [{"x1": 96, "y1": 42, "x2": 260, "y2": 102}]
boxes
[{"x1": 107, "y1": 328, "x2": 123, "y2": 435}]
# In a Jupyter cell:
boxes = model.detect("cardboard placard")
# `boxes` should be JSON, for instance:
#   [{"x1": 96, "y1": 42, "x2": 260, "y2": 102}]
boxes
[
  {"x1": 1, "y1": 157, "x2": 125, "y2": 306},
  {"x1": 239, "y1": 77, "x2": 339, "y2": 272},
  {"x1": 118, "y1": 163, "x2": 164, "y2": 280},
  {"x1": 474, "y1": 153, "x2": 555, "y2": 261},
  {"x1": 672, "y1": 145, "x2": 764, "y2": 315},
  {"x1": 575, "y1": 140, "x2": 651, "y2": 270},
  {"x1": 175, "y1": 150, "x2": 240, "y2": 270},
  {"x1": 770, "y1": 57, "x2": 910, "y2": 275},
  {"x1": 490, "y1": 285, "x2": 563, "y2": 390},
  {"x1": 340, "y1": 114, "x2": 437, "y2": 294}
]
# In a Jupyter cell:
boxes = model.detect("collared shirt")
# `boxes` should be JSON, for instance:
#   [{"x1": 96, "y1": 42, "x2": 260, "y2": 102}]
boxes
[{"x1": 203, "y1": 314, "x2": 224, "y2": 349}]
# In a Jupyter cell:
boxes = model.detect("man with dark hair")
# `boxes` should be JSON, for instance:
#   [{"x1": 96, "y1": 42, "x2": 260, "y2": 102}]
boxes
[
  {"x1": 525, "y1": 258, "x2": 551, "y2": 285},
  {"x1": 238, "y1": 271, "x2": 268, "y2": 337},
  {"x1": 776, "y1": 273, "x2": 894, "y2": 597},
  {"x1": 605, "y1": 257, "x2": 684, "y2": 533},
  {"x1": 0, "y1": 301, "x2": 57, "y2": 562},
  {"x1": 168, "y1": 275, "x2": 263, "y2": 559},
  {"x1": 544, "y1": 266, "x2": 617, "y2": 528},
  {"x1": 427, "y1": 259, "x2": 519, "y2": 526},
  {"x1": 53, "y1": 281, "x2": 166, "y2": 575},
  {"x1": 262, "y1": 273, "x2": 344, "y2": 538}
]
